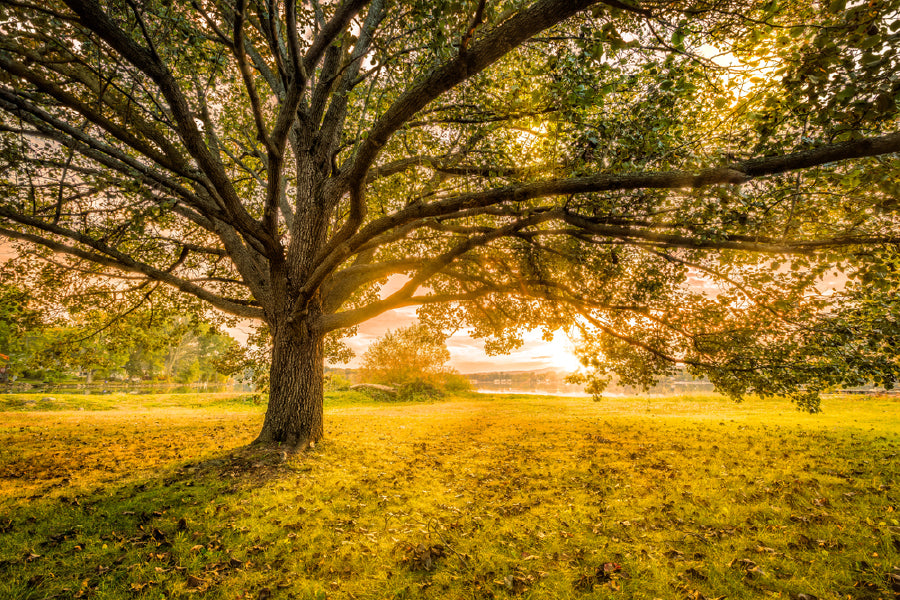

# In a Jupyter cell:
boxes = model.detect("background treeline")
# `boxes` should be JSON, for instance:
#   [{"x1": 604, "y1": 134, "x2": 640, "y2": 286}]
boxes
[{"x1": 0, "y1": 282, "x2": 239, "y2": 384}]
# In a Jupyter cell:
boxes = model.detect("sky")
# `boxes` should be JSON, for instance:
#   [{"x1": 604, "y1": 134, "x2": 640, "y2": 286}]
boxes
[
  {"x1": 332, "y1": 274, "x2": 583, "y2": 374},
  {"x1": 340, "y1": 302, "x2": 583, "y2": 374}
]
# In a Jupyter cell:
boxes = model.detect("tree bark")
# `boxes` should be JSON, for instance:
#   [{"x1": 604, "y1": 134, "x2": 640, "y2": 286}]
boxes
[{"x1": 254, "y1": 317, "x2": 324, "y2": 451}]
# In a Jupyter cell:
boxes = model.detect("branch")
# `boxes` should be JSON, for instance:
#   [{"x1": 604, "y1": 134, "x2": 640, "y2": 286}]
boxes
[
  {"x1": 301, "y1": 0, "x2": 371, "y2": 78},
  {"x1": 62, "y1": 0, "x2": 278, "y2": 256},
  {"x1": 0, "y1": 223, "x2": 263, "y2": 319},
  {"x1": 563, "y1": 212, "x2": 900, "y2": 254},
  {"x1": 0, "y1": 90, "x2": 222, "y2": 224},
  {"x1": 0, "y1": 55, "x2": 190, "y2": 179},
  {"x1": 344, "y1": 0, "x2": 600, "y2": 181},
  {"x1": 321, "y1": 256, "x2": 421, "y2": 312},
  {"x1": 459, "y1": 0, "x2": 487, "y2": 53},
  {"x1": 340, "y1": 127, "x2": 900, "y2": 269},
  {"x1": 315, "y1": 210, "x2": 558, "y2": 331},
  {"x1": 233, "y1": 0, "x2": 274, "y2": 153},
  {"x1": 303, "y1": 122, "x2": 900, "y2": 313},
  {"x1": 640, "y1": 248, "x2": 792, "y2": 321},
  {"x1": 328, "y1": 0, "x2": 602, "y2": 254},
  {"x1": 0, "y1": 0, "x2": 77, "y2": 21},
  {"x1": 61, "y1": 282, "x2": 159, "y2": 345},
  {"x1": 574, "y1": 309, "x2": 712, "y2": 368},
  {"x1": 403, "y1": 105, "x2": 558, "y2": 128},
  {"x1": 316, "y1": 0, "x2": 384, "y2": 163}
]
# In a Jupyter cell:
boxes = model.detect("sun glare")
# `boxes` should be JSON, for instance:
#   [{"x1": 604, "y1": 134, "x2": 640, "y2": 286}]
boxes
[
  {"x1": 520, "y1": 329, "x2": 582, "y2": 373},
  {"x1": 546, "y1": 337, "x2": 581, "y2": 373}
]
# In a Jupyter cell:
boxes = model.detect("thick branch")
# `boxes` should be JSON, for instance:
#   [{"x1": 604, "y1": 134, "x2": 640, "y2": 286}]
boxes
[
  {"x1": 315, "y1": 210, "x2": 558, "y2": 331},
  {"x1": 325, "y1": 0, "x2": 602, "y2": 257},
  {"x1": 563, "y1": 212, "x2": 900, "y2": 254},
  {"x1": 343, "y1": 0, "x2": 600, "y2": 183},
  {"x1": 62, "y1": 0, "x2": 278, "y2": 256},
  {"x1": 321, "y1": 256, "x2": 421, "y2": 312},
  {"x1": 0, "y1": 224, "x2": 263, "y2": 319},
  {"x1": 313, "y1": 128, "x2": 900, "y2": 292}
]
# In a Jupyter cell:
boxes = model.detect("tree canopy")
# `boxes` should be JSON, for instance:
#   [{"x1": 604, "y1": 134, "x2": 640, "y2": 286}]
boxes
[{"x1": 1, "y1": 0, "x2": 899, "y2": 447}]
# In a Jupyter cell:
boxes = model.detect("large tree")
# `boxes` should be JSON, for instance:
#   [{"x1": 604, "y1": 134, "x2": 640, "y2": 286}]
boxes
[{"x1": 1, "y1": 0, "x2": 899, "y2": 449}]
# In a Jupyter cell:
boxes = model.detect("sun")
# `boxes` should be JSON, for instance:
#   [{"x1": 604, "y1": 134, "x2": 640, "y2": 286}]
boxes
[{"x1": 544, "y1": 331, "x2": 583, "y2": 374}]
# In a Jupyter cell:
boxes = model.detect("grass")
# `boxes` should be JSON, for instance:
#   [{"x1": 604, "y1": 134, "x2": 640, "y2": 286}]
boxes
[{"x1": 0, "y1": 390, "x2": 897, "y2": 599}]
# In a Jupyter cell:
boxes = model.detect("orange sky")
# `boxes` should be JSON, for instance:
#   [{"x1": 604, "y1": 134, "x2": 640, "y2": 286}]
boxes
[
  {"x1": 334, "y1": 274, "x2": 582, "y2": 373},
  {"x1": 342, "y1": 303, "x2": 581, "y2": 373}
]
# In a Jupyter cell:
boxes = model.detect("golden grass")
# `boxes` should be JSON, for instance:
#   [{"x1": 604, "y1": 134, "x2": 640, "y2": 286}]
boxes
[{"x1": 0, "y1": 391, "x2": 898, "y2": 599}]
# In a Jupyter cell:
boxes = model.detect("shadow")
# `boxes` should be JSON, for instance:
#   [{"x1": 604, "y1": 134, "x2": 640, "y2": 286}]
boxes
[{"x1": 0, "y1": 439, "x2": 302, "y2": 599}]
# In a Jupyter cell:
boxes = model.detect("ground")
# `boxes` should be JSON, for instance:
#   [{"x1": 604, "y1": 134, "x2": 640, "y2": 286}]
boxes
[{"x1": 0, "y1": 390, "x2": 898, "y2": 599}]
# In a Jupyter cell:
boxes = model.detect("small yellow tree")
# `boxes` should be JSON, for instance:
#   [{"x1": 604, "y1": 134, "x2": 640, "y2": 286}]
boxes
[{"x1": 360, "y1": 323, "x2": 467, "y2": 397}]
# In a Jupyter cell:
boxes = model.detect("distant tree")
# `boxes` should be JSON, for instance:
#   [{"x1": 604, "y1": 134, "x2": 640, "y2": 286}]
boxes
[
  {"x1": 44, "y1": 324, "x2": 131, "y2": 382},
  {"x1": 0, "y1": 274, "x2": 239, "y2": 382},
  {"x1": 151, "y1": 318, "x2": 234, "y2": 382},
  {"x1": 360, "y1": 323, "x2": 467, "y2": 397},
  {"x1": 213, "y1": 325, "x2": 274, "y2": 393},
  {"x1": 0, "y1": 283, "x2": 45, "y2": 377}
]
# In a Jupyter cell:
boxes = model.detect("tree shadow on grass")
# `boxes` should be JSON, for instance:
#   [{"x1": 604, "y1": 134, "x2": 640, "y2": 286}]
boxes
[{"x1": 0, "y1": 443, "x2": 305, "y2": 599}]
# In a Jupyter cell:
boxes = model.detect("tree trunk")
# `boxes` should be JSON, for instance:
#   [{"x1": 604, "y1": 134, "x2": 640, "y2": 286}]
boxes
[{"x1": 254, "y1": 319, "x2": 325, "y2": 451}]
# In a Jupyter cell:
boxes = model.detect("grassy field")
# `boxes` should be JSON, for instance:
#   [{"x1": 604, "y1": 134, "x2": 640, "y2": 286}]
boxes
[{"x1": 0, "y1": 390, "x2": 897, "y2": 599}]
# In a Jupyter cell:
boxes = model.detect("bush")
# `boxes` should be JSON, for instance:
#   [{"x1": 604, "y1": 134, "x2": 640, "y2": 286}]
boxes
[
  {"x1": 359, "y1": 323, "x2": 449, "y2": 389},
  {"x1": 397, "y1": 379, "x2": 444, "y2": 401},
  {"x1": 358, "y1": 322, "x2": 472, "y2": 400},
  {"x1": 325, "y1": 372, "x2": 352, "y2": 391},
  {"x1": 443, "y1": 372, "x2": 472, "y2": 394},
  {"x1": 350, "y1": 384, "x2": 398, "y2": 402}
]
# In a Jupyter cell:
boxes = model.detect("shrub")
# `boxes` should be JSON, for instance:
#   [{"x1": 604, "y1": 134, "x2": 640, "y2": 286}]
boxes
[
  {"x1": 443, "y1": 372, "x2": 472, "y2": 394},
  {"x1": 325, "y1": 372, "x2": 352, "y2": 391},
  {"x1": 397, "y1": 379, "x2": 444, "y2": 401}
]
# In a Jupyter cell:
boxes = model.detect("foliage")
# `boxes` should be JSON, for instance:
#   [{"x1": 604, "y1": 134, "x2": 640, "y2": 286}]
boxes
[
  {"x1": 569, "y1": 249, "x2": 900, "y2": 411},
  {"x1": 2, "y1": 0, "x2": 900, "y2": 444},
  {"x1": 324, "y1": 371, "x2": 352, "y2": 392},
  {"x1": 0, "y1": 391, "x2": 897, "y2": 598},
  {"x1": 0, "y1": 279, "x2": 239, "y2": 382},
  {"x1": 816, "y1": 249, "x2": 900, "y2": 389},
  {"x1": 0, "y1": 282, "x2": 47, "y2": 371},
  {"x1": 359, "y1": 322, "x2": 470, "y2": 398}
]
